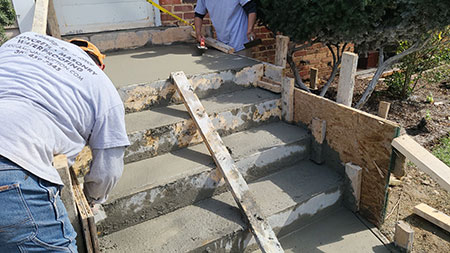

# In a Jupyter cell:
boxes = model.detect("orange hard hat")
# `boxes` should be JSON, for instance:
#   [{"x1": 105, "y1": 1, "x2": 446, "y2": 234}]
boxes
[{"x1": 69, "y1": 38, "x2": 106, "y2": 70}]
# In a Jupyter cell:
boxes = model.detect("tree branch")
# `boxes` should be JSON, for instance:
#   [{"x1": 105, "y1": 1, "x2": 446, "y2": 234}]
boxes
[
  {"x1": 319, "y1": 43, "x2": 348, "y2": 96},
  {"x1": 287, "y1": 41, "x2": 311, "y2": 92},
  {"x1": 355, "y1": 39, "x2": 431, "y2": 109}
]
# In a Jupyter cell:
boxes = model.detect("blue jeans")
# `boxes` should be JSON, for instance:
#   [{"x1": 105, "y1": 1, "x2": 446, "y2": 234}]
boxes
[{"x1": 0, "y1": 157, "x2": 77, "y2": 252}]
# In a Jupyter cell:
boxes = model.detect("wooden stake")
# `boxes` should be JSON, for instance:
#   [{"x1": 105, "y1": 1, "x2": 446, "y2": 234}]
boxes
[
  {"x1": 336, "y1": 52, "x2": 358, "y2": 106},
  {"x1": 275, "y1": 35, "x2": 289, "y2": 67},
  {"x1": 47, "y1": 0, "x2": 61, "y2": 38},
  {"x1": 31, "y1": 0, "x2": 49, "y2": 35},
  {"x1": 310, "y1": 67, "x2": 318, "y2": 90},
  {"x1": 171, "y1": 71, "x2": 284, "y2": 253},
  {"x1": 281, "y1": 77, "x2": 294, "y2": 122},
  {"x1": 378, "y1": 101, "x2": 391, "y2": 119}
]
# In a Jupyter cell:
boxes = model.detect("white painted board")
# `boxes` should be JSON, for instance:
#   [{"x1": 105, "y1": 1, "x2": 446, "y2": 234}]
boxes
[{"x1": 53, "y1": 0, "x2": 162, "y2": 35}]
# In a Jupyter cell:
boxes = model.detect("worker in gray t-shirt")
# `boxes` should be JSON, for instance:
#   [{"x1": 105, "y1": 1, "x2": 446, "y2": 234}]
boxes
[
  {"x1": 194, "y1": 0, "x2": 257, "y2": 52},
  {"x1": 0, "y1": 32, "x2": 129, "y2": 252}
]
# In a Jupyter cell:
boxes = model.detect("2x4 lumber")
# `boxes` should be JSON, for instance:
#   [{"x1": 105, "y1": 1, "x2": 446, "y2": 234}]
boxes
[
  {"x1": 257, "y1": 79, "x2": 281, "y2": 93},
  {"x1": 171, "y1": 71, "x2": 284, "y2": 253},
  {"x1": 378, "y1": 101, "x2": 391, "y2": 119},
  {"x1": 53, "y1": 155, "x2": 84, "y2": 252},
  {"x1": 190, "y1": 31, "x2": 235, "y2": 54},
  {"x1": 392, "y1": 135, "x2": 450, "y2": 192},
  {"x1": 47, "y1": 0, "x2": 61, "y2": 38},
  {"x1": 275, "y1": 35, "x2": 289, "y2": 67},
  {"x1": 336, "y1": 52, "x2": 358, "y2": 106},
  {"x1": 31, "y1": 0, "x2": 49, "y2": 35},
  {"x1": 414, "y1": 203, "x2": 450, "y2": 233},
  {"x1": 281, "y1": 77, "x2": 294, "y2": 122},
  {"x1": 70, "y1": 169, "x2": 100, "y2": 253}
]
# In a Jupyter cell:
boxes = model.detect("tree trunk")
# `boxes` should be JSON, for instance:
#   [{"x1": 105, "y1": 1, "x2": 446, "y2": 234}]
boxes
[
  {"x1": 287, "y1": 42, "x2": 311, "y2": 92},
  {"x1": 355, "y1": 40, "x2": 428, "y2": 109}
]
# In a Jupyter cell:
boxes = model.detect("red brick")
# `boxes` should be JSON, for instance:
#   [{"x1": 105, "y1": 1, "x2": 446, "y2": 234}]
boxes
[
  {"x1": 160, "y1": 0, "x2": 181, "y2": 4},
  {"x1": 174, "y1": 5, "x2": 193, "y2": 12},
  {"x1": 183, "y1": 12, "x2": 195, "y2": 19}
]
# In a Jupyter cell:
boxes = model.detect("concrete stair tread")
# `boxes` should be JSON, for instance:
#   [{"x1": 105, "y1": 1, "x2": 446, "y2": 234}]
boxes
[
  {"x1": 108, "y1": 122, "x2": 309, "y2": 203},
  {"x1": 99, "y1": 161, "x2": 343, "y2": 252},
  {"x1": 125, "y1": 87, "x2": 280, "y2": 133}
]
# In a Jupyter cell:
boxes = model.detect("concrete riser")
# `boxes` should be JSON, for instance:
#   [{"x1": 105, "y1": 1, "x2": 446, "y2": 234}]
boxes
[
  {"x1": 125, "y1": 99, "x2": 281, "y2": 163},
  {"x1": 191, "y1": 187, "x2": 343, "y2": 253},
  {"x1": 119, "y1": 65, "x2": 264, "y2": 113},
  {"x1": 98, "y1": 139, "x2": 310, "y2": 235}
]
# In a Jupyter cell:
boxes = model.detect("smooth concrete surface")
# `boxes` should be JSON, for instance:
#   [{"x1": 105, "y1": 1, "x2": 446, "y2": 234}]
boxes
[
  {"x1": 99, "y1": 161, "x2": 342, "y2": 252},
  {"x1": 104, "y1": 44, "x2": 259, "y2": 88},
  {"x1": 264, "y1": 208, "x2": 390, "y2": 253},
  {"x1": 125, "y1": 87, "x2": 279, "y2": 133},
  {"x1": 108, "y1": 122, "x2": 309, "y2": 202}
]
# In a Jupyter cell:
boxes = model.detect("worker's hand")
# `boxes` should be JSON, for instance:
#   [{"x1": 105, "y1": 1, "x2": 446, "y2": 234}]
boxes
[
  {"x1": 247, "y1": 31, "x2": 256, "y2": 41},
  {"x1": 196, "y1": 32, "x2": 205, "y2": 43}
]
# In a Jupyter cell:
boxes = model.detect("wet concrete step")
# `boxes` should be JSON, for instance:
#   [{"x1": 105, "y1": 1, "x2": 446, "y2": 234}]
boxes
[
  {"x1": 254, "y1": 208, "x2": 389, "y2": 253},
  {"x1": 115, "y1": 63, "x2": 264, "y2": 113},
  {"x1": 99, "y1": 161, "x2": 343, "y2": 252},
  {"x1": 124, "y1": 87, "x2": 281, "y2": 164},
  {"x1": 98, "y1": 122, "x2": 310, "y2": 235}
]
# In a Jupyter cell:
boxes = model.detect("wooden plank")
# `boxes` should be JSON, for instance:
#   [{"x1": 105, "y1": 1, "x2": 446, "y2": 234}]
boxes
[
  {"x1": 378, "y1": 101, "x2": 391, "y2": 119},
  {"x1": 394, "y1": 221, "x2": 414, "y2": 252},
  {"x1": 257, "y1": 79, "x2": 281, "y2": 93},
  {"x1": 171, "y1": 71, "x2": 284, "y2": 253},
  {"x1": 414, "y1": 203, "x2": 450, "y2": 233},
  {"x1": 190, "y1": 31, "x2": 235, "y2": 54},
  {"x1": 47, "y1": 0, "x2": 61, "y2": 38},
  {"x1": 31, "y1": 0, "x2": 49, "y2": 34},
  {"x1": 70, "y1": 169, "x2": 100, "y2": 253},
  {"x1": 53, "y1": 155, "x2": 85, "y2": 253},
  {"x1": 392, "y1": 135, "x2": 450, "y2": 192},
  {"x1": 345, "y1": 163, "x2": 362, "y2": 212},
  {"x1": 275, "y1": 35, "x2": 289, "y2": 67}
]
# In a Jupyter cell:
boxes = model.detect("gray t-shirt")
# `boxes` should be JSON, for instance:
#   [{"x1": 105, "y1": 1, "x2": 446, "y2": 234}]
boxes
[{"x1": 0, "y1": 32, "x2": 130, "y2": 185}]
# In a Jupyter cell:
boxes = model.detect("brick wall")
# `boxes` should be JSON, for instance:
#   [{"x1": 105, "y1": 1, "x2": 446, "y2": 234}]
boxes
[{"x1": 159, "y1": 0, "x2": 341, "y2": 81}]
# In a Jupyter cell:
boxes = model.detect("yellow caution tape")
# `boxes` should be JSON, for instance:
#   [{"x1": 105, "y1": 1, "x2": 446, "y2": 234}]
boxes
[{"x1": 146, "y1": 0, "x2": 194, "y2": 30}]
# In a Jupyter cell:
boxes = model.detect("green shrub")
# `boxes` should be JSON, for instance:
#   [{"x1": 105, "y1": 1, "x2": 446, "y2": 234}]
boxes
[
  {"x1": 387, "y1": 27, "x2": 450, "y2": 100},
  {"x1": 0, "y1": 0, "x2": 16, "y2": 45},
  {"x1": 433, "y1": 136, "x2": 450, "y2": 167}
]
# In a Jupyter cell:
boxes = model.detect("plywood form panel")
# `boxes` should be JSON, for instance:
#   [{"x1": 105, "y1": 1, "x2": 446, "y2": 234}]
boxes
[{"x1": 293, "y1": 89, "x2": 399, "y2": 225}]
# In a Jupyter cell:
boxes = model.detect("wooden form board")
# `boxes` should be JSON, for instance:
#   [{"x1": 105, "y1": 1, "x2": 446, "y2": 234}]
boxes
[
  {"x1": 190, "y1": 31, "x2": 235, "y2": 54},
  {"x1": 293, "y1": 88, "x2": 400, "y2": 226},
  {"x1": 392, "y1": 135, "x2": 450, "y2": 192},
  {"x1": 54, "y1": 155, "x2": 99, "y2": 253},
  {"x1": 172, "y1": 71, "x2": 283, "y2": 253},
  {"x1": 31, "y1": 0, "x2": 49, "y2": 34},
  {"x1": 414, "y1": 203, "x2": 450, "y2": 233}
]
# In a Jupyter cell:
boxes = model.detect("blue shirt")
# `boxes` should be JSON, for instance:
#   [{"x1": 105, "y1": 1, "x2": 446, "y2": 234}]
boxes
[{"x1": 195, "y1": 0, "x2": 250, "y2": 51}]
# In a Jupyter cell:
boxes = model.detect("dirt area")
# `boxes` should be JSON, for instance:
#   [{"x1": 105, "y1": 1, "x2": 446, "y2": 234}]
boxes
[{"x1": 325, "y1": 74, "x2": 450, "y2": 252}]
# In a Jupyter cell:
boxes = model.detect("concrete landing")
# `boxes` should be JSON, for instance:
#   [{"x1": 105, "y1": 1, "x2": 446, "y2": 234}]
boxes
[
  {"x1": 104, "y1": 44, "x2": 259, "y2": 88},
  {"x1": 262, "y1": 208, "x2": 390, "y2": 253}
]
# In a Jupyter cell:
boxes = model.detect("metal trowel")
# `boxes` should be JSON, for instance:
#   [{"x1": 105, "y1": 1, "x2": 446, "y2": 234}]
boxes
[{"x1": 196, "y1": 38, "x2": 208, "y2": 56}]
